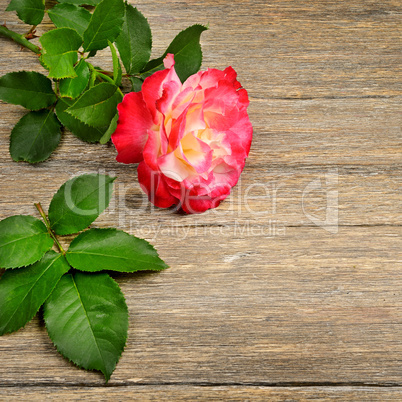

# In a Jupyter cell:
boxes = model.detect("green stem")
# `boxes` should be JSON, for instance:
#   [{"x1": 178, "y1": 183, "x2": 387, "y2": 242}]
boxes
[
  {"x1": 35, "y1": 202, "x2": 66, "y2": 255},
  {"x1": 0, "y1": 25, "x2": 41, "y2": 54},
  {"x1": 87, "y1": 62, "x2": 98, "y2": 88},
  {"x1": 97, "y1": 69, "x2": 113, "y2": 76},
  {"x1": 97, "y1": 72, "x2": 124, "y2": 97},
  {"x1": 97, "y1": 72, "x2": 115, "y2": 84},
  {"x1": 54, "y1": 80, "x2": 60, "y2": 97}
]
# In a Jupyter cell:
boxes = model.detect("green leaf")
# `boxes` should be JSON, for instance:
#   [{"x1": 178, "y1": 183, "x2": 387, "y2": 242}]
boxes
[
  {"x1": 83, "y1": 0, "x2": 125, "y2": 52},
  {"x1": 0, "y1": 71, "x2": 56, "y2": 110},
  {"x1": 141, "y1": 24, "x2": 207, "y2": 82},
  {"x1": 40, "y1": 28, "x2": 82, "y2": 79},
  {"x1": 0, "y1": 215, "x2": 53, "y2": 269},
  {"x1": 0, "y1": 251, "x2": 70, "y2": 335},
  {"x1": 10, "y1": 110, "x2": 62, "y2": 163},
  {"x1": 44, "y1": 272, "x2": 128, "y2": 382},
  {"x1": 87, "y1": 50, "x2": 97, "y2": 59},
  {"x1": 57, "y1": 0, "x2": 102, "y2": 5},
  {"x1": 66, "y1": 228, "x2": 168, "y2": 273},
  {"x1": 48, "y1": 3, "x2": 91, "y2": 37},
  {"x1": 55, "y1": 98, "x2": 106, "y2": 143},
  {"x1": 99, "y1": 112, "x2": 118, "y2": 144},
  {"x1": 6, "y1": 0, "x2": 44, "y2": 25},
  {"x1": 59, "y1": 60, "x2": 90, "y2": 99},
  {"x1": 108, "y1": 41, "x2": 122, "y2": 86},
  {"x1": 48, "y1": 174, "x2": 115, "y2": 235},
  {"x1": 115, "y1": 4, "x2": 152, "y2": 74},
  {"x1": 66, "y1": 82, "x2": 123, "y2": 128},
  {"x1": 129, "y1": 76, "x2": 143, "y2": 92}
]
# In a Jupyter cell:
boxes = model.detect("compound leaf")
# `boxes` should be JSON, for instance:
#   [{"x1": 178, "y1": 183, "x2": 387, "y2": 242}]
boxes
[
  {"x1": 10, "y1": 110, "x2": 62, "y2": 163},
  {"x1": 0, "y1": 71, "x2": 56, "y2": 110},
  {"x1": 44, "y1": 272, "x2": 128, "y2": 382},
  {"x1": 48, "y1": 174, "x2": 115, "y2": 235},
  {"x1": 66, "y1": 228, "x2": 168, "y2": 273},
  {"x1": 0, "y1": 215, "x2": 53, "y2": 269},
  {"x1": 0, "y1": 251, "x2": 70, "y2": 335}
]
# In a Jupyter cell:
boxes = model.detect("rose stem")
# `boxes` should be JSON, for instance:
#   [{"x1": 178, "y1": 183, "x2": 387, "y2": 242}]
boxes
[
  {"x1": 0, "y1": 25, "x2": 40, "y2": 54},
  {"x1": 34, "y1": 202, "x2": 66, "y2": 255}
]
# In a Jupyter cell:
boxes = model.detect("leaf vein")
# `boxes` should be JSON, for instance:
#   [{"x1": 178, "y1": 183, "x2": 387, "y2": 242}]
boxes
[
  {"x1": 71, "y1": 275, "x2": 107, "y2": 373},
  {"x1": 2, "y1": 254, "x2": 62, "y2": 331}
]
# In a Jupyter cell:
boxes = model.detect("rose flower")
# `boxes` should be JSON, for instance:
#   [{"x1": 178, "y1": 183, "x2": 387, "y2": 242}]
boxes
[{"x1": 111, "y1": 54, "x2": 252, "y2": 213}]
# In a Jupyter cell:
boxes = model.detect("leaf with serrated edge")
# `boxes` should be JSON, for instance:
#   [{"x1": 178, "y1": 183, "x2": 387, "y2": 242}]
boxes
[
  {"x1": 48, "y1": 3, "x2": 91, "y2": 37},
  {"x1": 55, "y1": 98, "x2": 106, "y2": 143},
  {"x1": 44, "y1": 272, "x2": 128, "y2": 382},
  {"x1": 83, "y1": 0, "x2": 124, "y2": 52},
  {"x1": 0, "y1": 251, "x2": 70, "y2": 335},
  {"x1": 0, "y1": 71, "x2": 56, "y2": 110},
  {"x1": 66, "y1": 228, "x2": 168, "y2": 272},
  {"x1": 40, "y1": 28, "x2": 82, "y2": 79},
  {"x1": 141, "y1": 24, "x2": 207, "y2": 82},
  {"x1": 66, "y1": 82, "x2": 122, "y2": 128},
  {"x1": 48, "y1": 174, "x2": 115, "y2": 235},
  {"x1": 0, "y1": 215, "x2": 53, "y2": 269},
  {"x1": 115, "y1": 4, "x2": 152, "y2": 74},
  {"x1": 6, "y1": 0, "x2": 45, "y2": 25},
  {"x1": 10, "y1": 110, "x2": 61, "y2": 163},
  {"x1": 59, "y1": 60, "x2": 90, "y2": 99}
]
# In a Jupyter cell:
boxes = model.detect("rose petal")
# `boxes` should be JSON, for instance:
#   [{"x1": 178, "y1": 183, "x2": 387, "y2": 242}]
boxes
[
  {"x1": 158, "y1": 151, "x2": 191, "y2": 182},
  {"x1": 142, "y1": 57, "x2": 181, "y2": 123},
  {"x1": 142, "y1": 128, "x2": 168, "y2": 170},
  {"x1": 138, "y1": 161, "x2": 178, "y2": 208},
  {"x1": 180, "y1": 133, "x2": 213, "y2": 173},
  {"x1": 112, "y1": 92, "x2": 153, "y2": 164}
]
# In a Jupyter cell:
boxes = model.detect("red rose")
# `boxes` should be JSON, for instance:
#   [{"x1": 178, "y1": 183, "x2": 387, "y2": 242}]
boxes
[{"x1": 112, "y1": 54, "x2": 252, "y2": 213}]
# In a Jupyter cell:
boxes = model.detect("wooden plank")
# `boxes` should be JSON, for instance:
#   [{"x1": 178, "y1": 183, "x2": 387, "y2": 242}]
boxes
[
  {"x1": 121, "y1": 0, "x2": 402, "y2": 99},
  {"x1": 0, "y1": 159, "x2": 400, "y2": 227},
  {"x1": 1, "y1": 0, "x2": 401, "y2": 100},
  {"x1": 249, "y1": 98, "x2": 401, "y2": 167},
  {"x1": 1, "y1": 386, "x2": 402, "y2": 401},
  {"x1": 2, "y1": 97, "x2": 401, "y2": 167},
  {"x1": 0, "y1": 227, "x2": 400, "y2": 384}
]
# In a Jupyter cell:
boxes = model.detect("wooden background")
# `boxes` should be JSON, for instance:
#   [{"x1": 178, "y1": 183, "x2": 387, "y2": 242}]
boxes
[{"x1": 0, "y1": 0, "x2": 401, "y2": 400}]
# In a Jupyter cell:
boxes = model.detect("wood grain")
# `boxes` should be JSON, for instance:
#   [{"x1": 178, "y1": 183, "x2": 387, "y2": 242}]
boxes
[
  {"x1": 0, "y1": 226, "x2": 401, "y2": 385},
  {"x1": 1, "y1": 386, "x2": 402, "y2": 401},
  {"x1": 0, "y1": 0, "x2": 401, "y2": 399}
]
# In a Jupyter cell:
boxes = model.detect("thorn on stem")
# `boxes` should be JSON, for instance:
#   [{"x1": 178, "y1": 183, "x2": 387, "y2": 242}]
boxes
[
  {"x1": 24, "y1": 28, "x2": 37, "y2": 40},
  {"x1": 25, "y1": 32, "x2": 38, "y2": 40}
]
